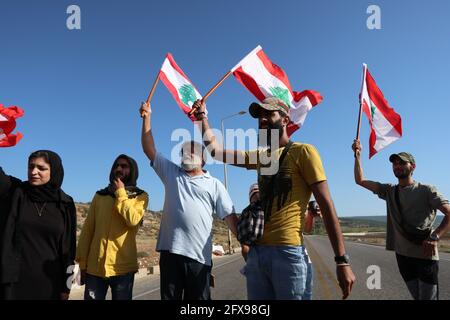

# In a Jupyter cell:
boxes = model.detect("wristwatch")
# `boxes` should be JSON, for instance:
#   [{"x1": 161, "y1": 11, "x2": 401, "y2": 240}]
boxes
[
  {"x1": 334, "y1": 254, "x2": 350, "y2": 264},
  {"x1": 428, "y1": 233, "x2": 440, "y2": 242}
]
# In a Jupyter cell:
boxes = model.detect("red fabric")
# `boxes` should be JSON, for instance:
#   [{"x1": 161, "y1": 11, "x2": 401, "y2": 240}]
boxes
[
  {"x1": 232, "y1": 47, "x2": 323, "y2": 136},
  {"x1": 232, "y1": 66, "x2": 267, "y2": 102},
  {"x1": 0, "y1": 104, "x2": 24, "y2": 147},
  {"x1": 361, "y1": 68, "x2": 402, "y2": 159},
  {"x1": 365, "y1": 69, "x2": 402, "y2": 136},
  {"x1": 159, "y1": 53, "x2": 201, "y2": 122}
]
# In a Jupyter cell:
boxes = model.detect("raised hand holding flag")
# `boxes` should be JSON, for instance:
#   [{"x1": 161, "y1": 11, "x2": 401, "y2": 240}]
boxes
[{"x1": 356, "y1": 64, "x2": 402, "y2": 158}]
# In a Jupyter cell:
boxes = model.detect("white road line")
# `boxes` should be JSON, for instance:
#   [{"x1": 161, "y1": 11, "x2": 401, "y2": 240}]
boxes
[
  {"x1": 214, "y1": 256, "x2": 243, "y2": 269},
  {"x1": 132, "y1": 255, "x2": 243, "y2": 299},
  {"x1": 346, "y1": 240, "x2": 450, "y2": 262},
  {"x1": 133, "y1": 287, "x2": 160, "y2": 299},
  {"x1": 346, "y1": 241, "x2": 385, "y2": 250}
]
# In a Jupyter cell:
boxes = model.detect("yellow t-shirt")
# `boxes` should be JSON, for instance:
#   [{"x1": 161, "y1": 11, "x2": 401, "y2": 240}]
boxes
[{"x1": 241, "y1": 143, "x2": 326, "y2": 246}]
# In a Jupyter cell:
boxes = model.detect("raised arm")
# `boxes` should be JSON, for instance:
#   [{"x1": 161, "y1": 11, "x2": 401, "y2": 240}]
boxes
[
  {"x1": 352, "y1": 139, "x2": 380, "y2": 193},
  {"x1": 0, "y1": 167, "x2": 13, "y2": 197},
  {"x1": 192, "y1": 100, "x2": 246, "y2": 167},
  {"x1": 140, "y1": 102, "x2": 157, "y2": 162}
]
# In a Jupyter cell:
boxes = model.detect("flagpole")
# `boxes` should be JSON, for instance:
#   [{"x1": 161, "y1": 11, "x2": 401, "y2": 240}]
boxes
[
  {"x1": 355, "y1": 64, "x2": 368, "y2": 141},
  {"x1": 356, "y1": 102, "x2": 363, "y2": 141},
  {"x1": 141, "y1": 73, "x2": 160, "y2": 118},
  {"x1": 146, "y1": 73, "x2": 160, "y2": 104},
  {"x1": 188, "y1": 71, "x2": 232, "y2": 116}
]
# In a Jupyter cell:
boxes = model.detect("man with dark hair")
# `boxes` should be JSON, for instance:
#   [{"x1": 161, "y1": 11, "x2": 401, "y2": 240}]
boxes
[
  {"x1": 352, "y1": 139, "x2": 450, "y2": 300},
  {"x1": 76, "y1": 155, "x2": 148, "y2": 300},
  {"x1": 194, "y1": 97, "x2": 355, "y2": 300}
]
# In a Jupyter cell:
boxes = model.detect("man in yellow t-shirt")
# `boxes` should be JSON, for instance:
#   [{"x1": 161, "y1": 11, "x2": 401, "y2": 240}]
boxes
[{"x1": 193, "y1": 97, "x2": 355, "y2": 300}]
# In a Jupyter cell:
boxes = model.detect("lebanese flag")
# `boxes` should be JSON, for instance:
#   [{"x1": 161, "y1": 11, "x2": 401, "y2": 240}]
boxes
[
  {"x1": 231, "y1": 45, "x2": 323, "y2": 136},
  {"x1": 0, "y1": 104, "x2": 24, "y2": 147},
  {"x1": 360, "y1": 64, "x2": 402, "y2": 158},
  {"x1": 159, "y1": 53, "x2": 204, "y2": 121}
]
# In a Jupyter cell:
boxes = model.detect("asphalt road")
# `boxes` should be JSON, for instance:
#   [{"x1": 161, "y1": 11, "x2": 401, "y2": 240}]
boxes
[
  {"x1": 132, "y1": 254, "x2": 248, "y2": 300},
  {"x1": 305, "y1": 235, "x2": 450, "y2": 300},
  {"x1": 70, "y1": 236, "x2": 450, "y2": 300},
  {"x1": 69, "y1": 254, "x2": 247, "y2": 300}
]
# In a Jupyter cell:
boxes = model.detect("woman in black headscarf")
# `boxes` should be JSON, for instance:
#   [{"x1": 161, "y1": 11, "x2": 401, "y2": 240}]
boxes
[{"x1": 0, "y1": 150, "x2": 76, "y2": 300}]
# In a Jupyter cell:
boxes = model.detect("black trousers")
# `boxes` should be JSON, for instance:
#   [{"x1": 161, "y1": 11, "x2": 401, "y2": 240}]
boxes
[
  {"x1": 396, "y1": 253, "x2": 439, "y2": 300},
  {"x1": 159, "y1": 251, "x2": 211, "y2": 300}
]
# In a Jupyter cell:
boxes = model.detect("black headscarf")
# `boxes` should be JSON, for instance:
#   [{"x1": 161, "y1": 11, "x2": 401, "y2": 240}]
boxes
[
  {"x1": 0, "y1": 150, "x2": 76, "y2": 289},
  {"x1": 97, "y1": 154, "x2": 144, "y2": 198},
  {"x1": 23, "y1": 150, "x2": 70, "y2": 203}
]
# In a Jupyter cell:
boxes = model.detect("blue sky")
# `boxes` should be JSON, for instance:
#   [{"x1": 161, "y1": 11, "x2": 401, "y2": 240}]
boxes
[{"x1": 1, "y1": 0, "x2": 449, "y2": 216}]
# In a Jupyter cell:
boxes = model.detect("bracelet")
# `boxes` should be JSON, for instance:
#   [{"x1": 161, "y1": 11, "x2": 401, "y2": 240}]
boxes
[{"x1": 336, "y1": 263, "x2": 351, "y2": 267}]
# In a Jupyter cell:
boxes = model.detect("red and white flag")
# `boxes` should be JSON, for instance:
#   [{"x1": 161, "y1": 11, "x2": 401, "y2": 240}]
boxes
[
  {"x1": 360, "y1": 64, "x2": 402, "y2": 158},
  {"x1": 0, "y1": 104, "x2": 24, "y2": 147},
  {"x1": 231, "y1": 45, "x2": 322, "y2": 136},
  {"x1": 159, "y1": 53, "x2": 204, "y2": 122}
]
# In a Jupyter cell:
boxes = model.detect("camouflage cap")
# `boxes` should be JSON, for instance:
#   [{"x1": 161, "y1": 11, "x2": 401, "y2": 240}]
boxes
[
  {"x1": 389, "y1": 152, "x2": 415, "y2": 165},
  {"x1": 248, "y1": 97, "x2": 290, "y2": 118}
]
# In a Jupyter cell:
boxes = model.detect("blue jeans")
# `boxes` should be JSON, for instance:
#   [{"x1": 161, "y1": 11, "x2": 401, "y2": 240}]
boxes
[
  {"x1": 245, "y1": 245, "x2": 308, "y2": 300},
  {"x1": 84, "y1": 272, "x2": 135, "y2": 300},
  {"x1": 303, "y1": 248, "x2": 313, "y2": 300}
]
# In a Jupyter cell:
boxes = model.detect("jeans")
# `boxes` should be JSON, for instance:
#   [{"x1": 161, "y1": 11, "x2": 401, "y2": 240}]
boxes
[
  {"x1": 303, "y1": 248, "x2": 313, "y2": 300},
  {"x1": 245, "y1": 245, "x2": 308, "y2": 300},
  {"x1": 84, "y1": 272, "x2": 135, "y2": 300}
]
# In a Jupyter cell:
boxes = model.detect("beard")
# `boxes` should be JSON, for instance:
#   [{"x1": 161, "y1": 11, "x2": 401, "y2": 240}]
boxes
[
  {"x1": 258, "y1": 119, "x2": 284, "y2": 147},
  {"x1": 181, "y1": 162, "x2": 201, "y2": 171},
  {"x1": 114, "y1": 171, "x2": 128, "y2": 182},
  {"x1": 181, "y1": 153, "x2": 202, "y2": 172},
  {"x1": 394, "y1": 168, "x2": 411, "y2": 179}
]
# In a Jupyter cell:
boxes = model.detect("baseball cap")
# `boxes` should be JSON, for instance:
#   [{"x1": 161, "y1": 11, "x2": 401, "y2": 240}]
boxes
[
  {"x1": 248, "y1": 97, "x2": 290, "y2": 118},
  {"x1": 389, "y1": 152, "x2": 415, "y2": 165}
]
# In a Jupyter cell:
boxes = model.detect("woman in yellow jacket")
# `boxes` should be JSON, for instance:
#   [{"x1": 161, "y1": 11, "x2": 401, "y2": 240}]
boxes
[{"x1": 76, "y1": 155, "x2": 148, "y2": 300}]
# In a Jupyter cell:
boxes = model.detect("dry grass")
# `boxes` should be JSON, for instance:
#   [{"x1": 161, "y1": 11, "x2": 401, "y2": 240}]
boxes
[{"x1": 75, "y1": 204, "x2": 237, "y2": 268}]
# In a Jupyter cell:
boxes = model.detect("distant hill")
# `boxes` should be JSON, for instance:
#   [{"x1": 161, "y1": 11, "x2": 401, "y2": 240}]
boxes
[
  {"x1": 340, "y1": 215, "x2": 444, "y2": 229},
  {"x1": 74, "y1": 203, "x2": 233, "y2": 268}
]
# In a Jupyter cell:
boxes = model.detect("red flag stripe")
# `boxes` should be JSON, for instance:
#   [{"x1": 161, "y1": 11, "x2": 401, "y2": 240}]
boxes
[
  {"x1": 368, "y1": 128, "x2": 377, "y2": 159},
  {"x1": 0, "y1": 132, "x2": 23, "y2": 147},
  {"x1": 158, "y1": 71, "x2": 197, "y2": 121},
  {"x1": 232, "y1": 66, "x2": 267, "y2": 102},
  {"x1": 256, "y1": 49, "x2": 294, "y2": 94},
  {"x1": 165, "y1": 54, "x2": 191, "y2": 84},
  {"x1": 0, "y1": 118, "x2": 16, "y2": 135},
  {"x1": 293, "y1": 90, "x2": 323, "y2": 105},
  {"x1": 365, "y1": 70, "x2": 402, "y2": 135},
  {"x1": 165, "y1": 54, "x2": 203, "y2": 99},
  {"x1": 286, "y1": 123, "x2": 299, "y2": 137}
]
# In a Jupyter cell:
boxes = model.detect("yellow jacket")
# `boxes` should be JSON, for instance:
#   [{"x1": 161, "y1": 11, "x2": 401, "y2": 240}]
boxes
[{"x1": 76, "y1": 188, "x2": 149, "y2": 277}]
